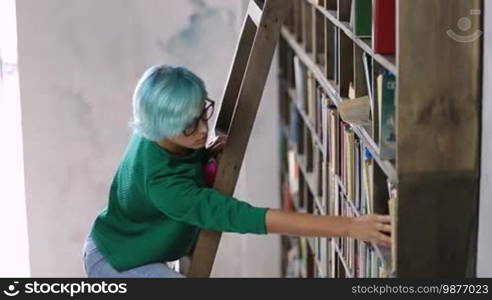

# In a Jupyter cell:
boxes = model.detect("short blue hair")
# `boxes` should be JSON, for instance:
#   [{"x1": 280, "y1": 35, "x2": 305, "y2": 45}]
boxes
[{"x1": 129, "y1": 65, "x2": 207, "y2": 141}]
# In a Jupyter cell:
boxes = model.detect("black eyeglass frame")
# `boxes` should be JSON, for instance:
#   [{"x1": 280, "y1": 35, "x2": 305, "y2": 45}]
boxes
[{"x1": 183, "y1": 98, "x2": 215, "y2": 136}]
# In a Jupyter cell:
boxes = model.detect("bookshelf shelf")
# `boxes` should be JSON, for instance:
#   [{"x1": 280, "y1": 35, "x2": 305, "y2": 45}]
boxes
[
  {"x1": 297, "y1": 153, "x2": 325, "y2": 212},
  {"x1": 284, "y1": 85, "x2": 325, "y2": 155},
  {"x1": 311, "y1": 4, "x2": 397, "y2": 74},
  {"x1": 278, "y1": 0, "x2": 482, "y2": 278},
  {"x1": 280, "y1": 28, "x2": 397, "y2": 183},
  {"x1": 280, "y1": 123, "x2": 326, "y2": 215},
  {"x1": 281, "y1": 28, "x2": 340, "y2": 103},
  {"x1": 341, "y1": 190, "x2": 392, "y2": 275}
]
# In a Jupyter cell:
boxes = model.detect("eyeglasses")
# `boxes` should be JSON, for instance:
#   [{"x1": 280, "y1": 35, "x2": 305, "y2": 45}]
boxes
[{"x1": 183, "y1": 98, "x2": 215, "y2": 136}]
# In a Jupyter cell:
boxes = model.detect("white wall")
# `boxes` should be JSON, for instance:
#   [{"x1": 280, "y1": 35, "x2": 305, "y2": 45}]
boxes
[
  {"x1": 0, "y1": 0, "x2": 31, "y2": 277},
  {"x1": 478, "y1": 0, "x2": 492, "y2": 277},
  {"x1": 15, "y1": 0, "x2": 279, "y2": 277}
]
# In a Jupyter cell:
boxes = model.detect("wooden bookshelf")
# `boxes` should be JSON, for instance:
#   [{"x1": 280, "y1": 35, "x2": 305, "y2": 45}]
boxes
[{"x1": 277, "y1": 0, "x2": 482, "y2": 277}]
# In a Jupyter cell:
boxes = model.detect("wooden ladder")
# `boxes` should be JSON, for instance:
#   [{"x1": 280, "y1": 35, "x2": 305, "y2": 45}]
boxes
[{"x1": 186, "y1": 0, "x2": 291, "y2": 277}]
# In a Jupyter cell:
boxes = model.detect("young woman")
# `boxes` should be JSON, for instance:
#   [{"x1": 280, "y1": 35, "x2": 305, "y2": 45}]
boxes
[{"x1": 82, "y1": 65, "x2": 391, "y2": 278}]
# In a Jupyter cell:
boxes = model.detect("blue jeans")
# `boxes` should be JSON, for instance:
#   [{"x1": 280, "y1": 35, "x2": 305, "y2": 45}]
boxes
[{"x1": 82, "y1": 234, "x2": 185, "y2": 278}]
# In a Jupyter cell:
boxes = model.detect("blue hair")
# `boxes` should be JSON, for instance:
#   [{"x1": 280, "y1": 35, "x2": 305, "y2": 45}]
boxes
[{"x1": 129, "y1": 65, "x2": 208, "y2": 141}]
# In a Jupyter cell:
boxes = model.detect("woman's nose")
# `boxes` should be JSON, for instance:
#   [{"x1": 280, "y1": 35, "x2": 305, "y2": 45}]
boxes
[{"x1": 198, "y1": 119, "x2": 208, "y2": 134}]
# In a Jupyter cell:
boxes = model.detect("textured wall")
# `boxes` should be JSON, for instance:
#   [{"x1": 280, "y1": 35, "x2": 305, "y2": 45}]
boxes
[
  {"x1": 478, "y1": 0, "x2": 492, "y2": 277},
  {"x1": 0, "y1": 0, "x2": 31, "y2": 277},
  {"x1": 16, "y1": 0, "x2": 279, "y2": 277}
]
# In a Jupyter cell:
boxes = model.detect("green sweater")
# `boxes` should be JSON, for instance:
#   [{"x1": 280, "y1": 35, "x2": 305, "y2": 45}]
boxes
[{"x1": 90, "y1": 133, "x2": 268, "y2": 271}]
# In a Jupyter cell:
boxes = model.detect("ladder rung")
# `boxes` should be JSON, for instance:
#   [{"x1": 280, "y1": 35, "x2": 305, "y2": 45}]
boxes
[{"x1": 248, "y1": 0, "x2": 263, "y2": 27}]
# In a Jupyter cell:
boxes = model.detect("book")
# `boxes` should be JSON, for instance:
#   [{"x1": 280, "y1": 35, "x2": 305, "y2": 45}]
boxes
[
  {"x1": 346, "y1": 129, "x2": 355, "y2": 202},
  {"x1": 300, "y1": 237, "x2": 308, "y2": 278},
  {"x1": 362, "y1": 148, "x2": 373, "y2": 214},
  {"x1": 321, "y1": 97, "x2": 329, "y2": 157},
  {"x1": 362, "y1": 52, "x2": 374, "y2": 118},
  {"x1": 334, "y1": 27, "x2": 339, "y2": 84},
  {"x1": 371, "y1": 250, "x2": 377, "y2": 277},
  {"x1": 377, "y1": 71, "x2": 396, "y2": 160},
  {"x1": 340, "y1": 121, "x2": 346, "y2": 183},
  {"x1": 388, "y1": 185, "x2": 398, "y2": 274},
  {"x1": 339, "y1": 96, "x2": 371, "y2": 126},
  {"x1": 351, "y1": 0, "x2": 373, "y2": 37},
  {"x1": 293, "y1": 55, "x2": 307, "y2": 110},
  {"x1": 288, "y1": 149, "x2": 299, "y2": 195},
  {"x1": 317, "y1": 150, "x2": 323, "y2": 197},
  {"x1": 280, "y1": 127, "x2": 288, "y2": 166},
  {"x1": 348, "y1": 81, "x2": 356, "y2": 100},
  {"x1": 306, "y1": 131, "x2": 314, "y2": 173},
  {"x1": 319, "y1": 237, "x2": 327, "y2": 276},
  {"x1": 326, "y1": 25, "x2": 336, "y2": 80},
  {"x1": 290, "y1": 102, "x2": 299, "y2": 144},
  {"x1": 373, "y1": 0, "x2": 396, "y2": 54},
  {"x1": 307, "y1": 70, "x2": 316, "y2": 122},
  {"x1": 316, "y1": 87, "x2": 324, "y2": 140},
  {"x1": 329, "y1": 109, "x2": 339, "y2": 174},
  {"x1": 359, "y1": 152, "x2": 366, "y2": 215},
  {"x1": 354, "y1": 138, "x2": 361, "y2": 211},
  {"x1": 313, "y1": 144, "x2": 320, "y2": 195}
]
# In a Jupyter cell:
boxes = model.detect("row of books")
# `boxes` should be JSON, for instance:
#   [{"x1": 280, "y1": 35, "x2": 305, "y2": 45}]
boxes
[
  {"x1": 287, "y1": 0, "x2": 395, "y2": 68},
  {"x1": 337, "y1": 123, "x2": 371, "y2": 213},
  {"x1": 282, "y1": 217, "x2": 391, "y2": 278},
  {"x1": 293, "y1": 56, "x2": 327, "y2": 146},
  {"x1": 284, "y1": 79, "x2": 383, "y2": 217},
  {"x1": 288, "y1": 1, "x2": 397, "y2": 162},
  {"x1": 283, "y1": 236, "x2": 316, "y2": 278},
  {"x1": 280, "y1": 132, "x2": 398, "y2": 278},
  {"x1": 292, "y1": 48, "x2": 396, "y2": 163},
  {"x1": 280, "y1": 49, "x2": 398, "y2": 278},
  {"x1": 350, "y1": 0, "x2": 396, "y2": 54},
  {"x1": 285, "y1": 80, "x2": 326, "y2": 211},
  {"x1": 281, "y1": 111, "x2": 398, "y2": 278},
  {"x1": 334, "y1": 190, "x2": 388, "y2": 277}
]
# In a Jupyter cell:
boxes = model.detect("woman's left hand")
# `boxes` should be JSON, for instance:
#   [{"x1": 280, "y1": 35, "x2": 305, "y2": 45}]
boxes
[{"x1": 206, "y1": 133, "x2": 228, "y2": 154}]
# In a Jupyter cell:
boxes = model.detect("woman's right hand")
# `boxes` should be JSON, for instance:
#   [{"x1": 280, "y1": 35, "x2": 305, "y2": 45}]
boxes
[{"x1": 348, "y1": 214, "x2": 392, "y2": 247}]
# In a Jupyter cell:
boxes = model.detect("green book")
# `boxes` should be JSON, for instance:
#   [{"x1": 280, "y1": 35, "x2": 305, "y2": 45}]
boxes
[
  {"x1": 352, "y1": 0, "x2": 373, "y2": 37},
  {"x1": 378, "y1": 71, "x2": 396, "y2": 160}
]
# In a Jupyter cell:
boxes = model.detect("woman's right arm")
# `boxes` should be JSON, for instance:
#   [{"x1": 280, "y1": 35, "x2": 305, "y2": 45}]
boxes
[{"x1": 265, "y1": 209, "x2": 392, "y2": 247}]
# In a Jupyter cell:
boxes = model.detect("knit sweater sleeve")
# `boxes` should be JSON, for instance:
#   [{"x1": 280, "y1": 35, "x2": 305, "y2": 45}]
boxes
[{"x1": 147, "y1": 173, "x2": 268, "y2": 234}]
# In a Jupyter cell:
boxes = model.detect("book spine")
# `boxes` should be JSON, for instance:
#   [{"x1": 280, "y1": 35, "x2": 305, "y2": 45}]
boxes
[
  {"x1": 379, "y1": 71, "x2": 396, "y2": 160},
  {"x1": 373, "y1": 0, "x2": 396, "y2": 54},
  {"x1": 354, "y1": 0, "x2": 373, "y2": 37}
]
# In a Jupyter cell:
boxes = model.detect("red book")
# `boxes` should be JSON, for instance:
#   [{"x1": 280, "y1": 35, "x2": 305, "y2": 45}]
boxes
[
  {"x1": 282, "y1": 181, "x2": 294, "y2": 211},
  {"x1": 373, "y1": 0, "x2": 396, "y2": 54}
]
